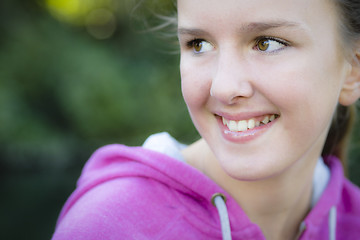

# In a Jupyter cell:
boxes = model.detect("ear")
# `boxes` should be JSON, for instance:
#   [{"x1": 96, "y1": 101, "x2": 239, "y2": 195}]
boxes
[{"x1": 339, "y1": 51, "x2": 360, "y2": 106}]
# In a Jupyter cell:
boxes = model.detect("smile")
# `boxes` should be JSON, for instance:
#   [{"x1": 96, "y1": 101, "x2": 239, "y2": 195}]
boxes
[{"x1": 222, "y1": 114, "x2": 279, "y2": 132}]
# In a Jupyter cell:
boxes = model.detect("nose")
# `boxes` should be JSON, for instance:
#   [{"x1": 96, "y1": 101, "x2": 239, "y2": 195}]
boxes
[{"x1": 210, "y1": 49, "x2": 255, "y2": 105}]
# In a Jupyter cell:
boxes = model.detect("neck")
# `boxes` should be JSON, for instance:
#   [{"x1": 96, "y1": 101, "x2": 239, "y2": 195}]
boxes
[
  {"x1": 230, "y1": 174, "x2": 313, "y2": 240},
  {"x1": 183, "y1": 139, "x2": 317, "y2": 240}
]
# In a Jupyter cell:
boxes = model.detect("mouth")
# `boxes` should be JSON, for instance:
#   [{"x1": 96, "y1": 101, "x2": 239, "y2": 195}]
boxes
[{"x1": 221, "y1": 114, "x2": 279, "y2": 132}]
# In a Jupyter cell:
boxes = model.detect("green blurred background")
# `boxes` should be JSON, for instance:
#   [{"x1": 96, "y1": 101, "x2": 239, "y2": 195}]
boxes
[{"x1": 0, "y1": 0, "x2": 359, "y2": 239}]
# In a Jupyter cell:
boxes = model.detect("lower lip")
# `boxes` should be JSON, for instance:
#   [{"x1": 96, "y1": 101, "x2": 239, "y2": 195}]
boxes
[{"x1": 217, "y1": 117, "x2": 276, "y2": 143}]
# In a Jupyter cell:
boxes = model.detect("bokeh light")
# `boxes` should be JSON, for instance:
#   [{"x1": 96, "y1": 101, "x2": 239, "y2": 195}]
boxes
[
  {"x1": 44, "y1": 0, "x2": 118, "y2": 39},
  {"x1": 45, "y1": 0, "x2": 85, "y2": 24},
  {"x1": 85, "y1": 8, "x2": 116, "y2": 39}
]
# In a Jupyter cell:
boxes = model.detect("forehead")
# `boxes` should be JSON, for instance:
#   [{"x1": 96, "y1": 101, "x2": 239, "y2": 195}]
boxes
[{"x1": 177, "y1": 0, "x2": 338, "y2": 33}]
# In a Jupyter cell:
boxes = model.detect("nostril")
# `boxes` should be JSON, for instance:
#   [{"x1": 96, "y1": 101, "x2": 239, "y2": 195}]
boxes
[{"x1": 210, "y1": 79, "x2": 255, "y2": 105}]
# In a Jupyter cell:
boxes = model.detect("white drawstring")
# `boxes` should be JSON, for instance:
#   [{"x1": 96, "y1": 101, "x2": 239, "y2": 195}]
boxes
[
  {"x1": 329, "y1": 206, "x2": 337, "y2": 240},
  {"x1": 212, "y1": 193, "x2": 232, "y2": 240}
]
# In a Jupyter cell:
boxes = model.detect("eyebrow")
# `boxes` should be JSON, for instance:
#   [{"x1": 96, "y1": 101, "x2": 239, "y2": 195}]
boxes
[
  {"x1": 178, "y1": 28, "x2": 209, "y2": 36},
  {"x1": 178, "y1": 20, "x2": 306, "y2": 36},
  {"x1": 239, "y1": 21, "x2": 303, "y2": 32}
]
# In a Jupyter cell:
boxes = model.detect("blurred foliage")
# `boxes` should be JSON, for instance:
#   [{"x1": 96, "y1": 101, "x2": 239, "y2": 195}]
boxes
[
  {"x1": 0, "y1": 0, "x2": 194, "y2": 239},
  {"x1": 0, "y1": 0, "x2": 193, "y2": 173},
  {"x1": 0, "y1": 0, "x2": 359, "y2": 240}
]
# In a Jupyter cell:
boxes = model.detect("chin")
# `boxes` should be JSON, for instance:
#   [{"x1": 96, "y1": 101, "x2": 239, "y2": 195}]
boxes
[
  {"x1": 219, "y1": 155, "x2": 290, "y2": 182},
  {"x1": 226, "y1": 168, "x2": 279, "y2": 182}
]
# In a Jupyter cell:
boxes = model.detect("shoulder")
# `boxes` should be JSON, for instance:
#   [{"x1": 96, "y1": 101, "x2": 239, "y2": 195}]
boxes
[
  {"x1": 338, "y1": 177, "x2": 360, "y2": 214},
  {"x1": 326, "y1": 156, "x2": 360, "y2": 217},
  {"x1": 336, "y1": 177, "x2": 360, "y2": 237},
  {"x1": 52, "y1": 142, "x2": 205, "y2": 240},
  {"x1": 52, "y1": 172, "x2": 186, "y2": 240}
]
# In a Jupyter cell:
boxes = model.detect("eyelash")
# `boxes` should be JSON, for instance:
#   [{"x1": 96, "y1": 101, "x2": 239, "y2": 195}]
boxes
[
  {"x1": 186, "y1": 38, "x2": 206, "y2": 48},
  {"x1": 254, "y1": 36, "x2": 290, "y2": 52},
  {"x1": 185, "y1": 36, "x2": 290, "y2": 52}
]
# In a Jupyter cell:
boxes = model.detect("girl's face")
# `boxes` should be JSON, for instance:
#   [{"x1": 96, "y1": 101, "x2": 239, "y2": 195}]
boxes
[{"x1": 178, "y1": 0, "x2": 352, "y2": 180}]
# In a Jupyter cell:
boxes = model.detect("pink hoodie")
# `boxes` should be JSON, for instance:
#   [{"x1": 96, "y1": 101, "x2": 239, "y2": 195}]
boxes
[{"x1": 52, "y1": 143, "x2": 360, "y2": 239}]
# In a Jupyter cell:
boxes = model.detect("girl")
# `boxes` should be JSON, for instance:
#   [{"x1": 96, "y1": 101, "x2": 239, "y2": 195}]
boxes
[{"x1": 52, "y1": 0, "x2": 360, "y2": 239}]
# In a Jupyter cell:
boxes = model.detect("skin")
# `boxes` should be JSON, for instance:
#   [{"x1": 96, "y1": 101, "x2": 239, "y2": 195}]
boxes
[{"x1": 177, "y1": 0, "x2": 360, "y2": 239}]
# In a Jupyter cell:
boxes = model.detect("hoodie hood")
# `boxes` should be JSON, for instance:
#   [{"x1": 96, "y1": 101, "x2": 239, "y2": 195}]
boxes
[
  {"x1": 53, "y1": 139, "x2": 360, "y2": 239},
  {"x1": 56, "y1": 144, "x2": 264, "y2": 239}
]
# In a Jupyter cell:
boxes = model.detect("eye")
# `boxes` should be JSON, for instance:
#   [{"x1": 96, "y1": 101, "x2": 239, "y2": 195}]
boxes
[
  {"x1": 255, "y1": 37, "x2": 288, "y2": 53},
  {"x1": 187, "y1": 39, "x2": 214, "y2": 53}
]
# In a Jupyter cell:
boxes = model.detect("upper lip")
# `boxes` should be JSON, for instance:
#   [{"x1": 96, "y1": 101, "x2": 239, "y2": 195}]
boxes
[{"x1": 214, "y1": 111, "x2": 280, "y2": 121}]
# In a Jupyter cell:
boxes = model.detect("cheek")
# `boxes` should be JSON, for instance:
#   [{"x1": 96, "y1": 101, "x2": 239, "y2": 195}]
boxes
[
  {"x1": 261, "y1": 57, "x2": 341, "y2": 132},
  {"x1": 180, "y1": 60, "x2": 211, "y2": 109},
  {"x1": 259, "y1": 53, "x2": 341, "y2": 108}
]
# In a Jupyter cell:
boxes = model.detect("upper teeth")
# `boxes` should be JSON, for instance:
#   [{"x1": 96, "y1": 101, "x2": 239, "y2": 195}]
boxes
[{"x1": 222, "y1": 114, "x2": 277, "y2": 132}]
